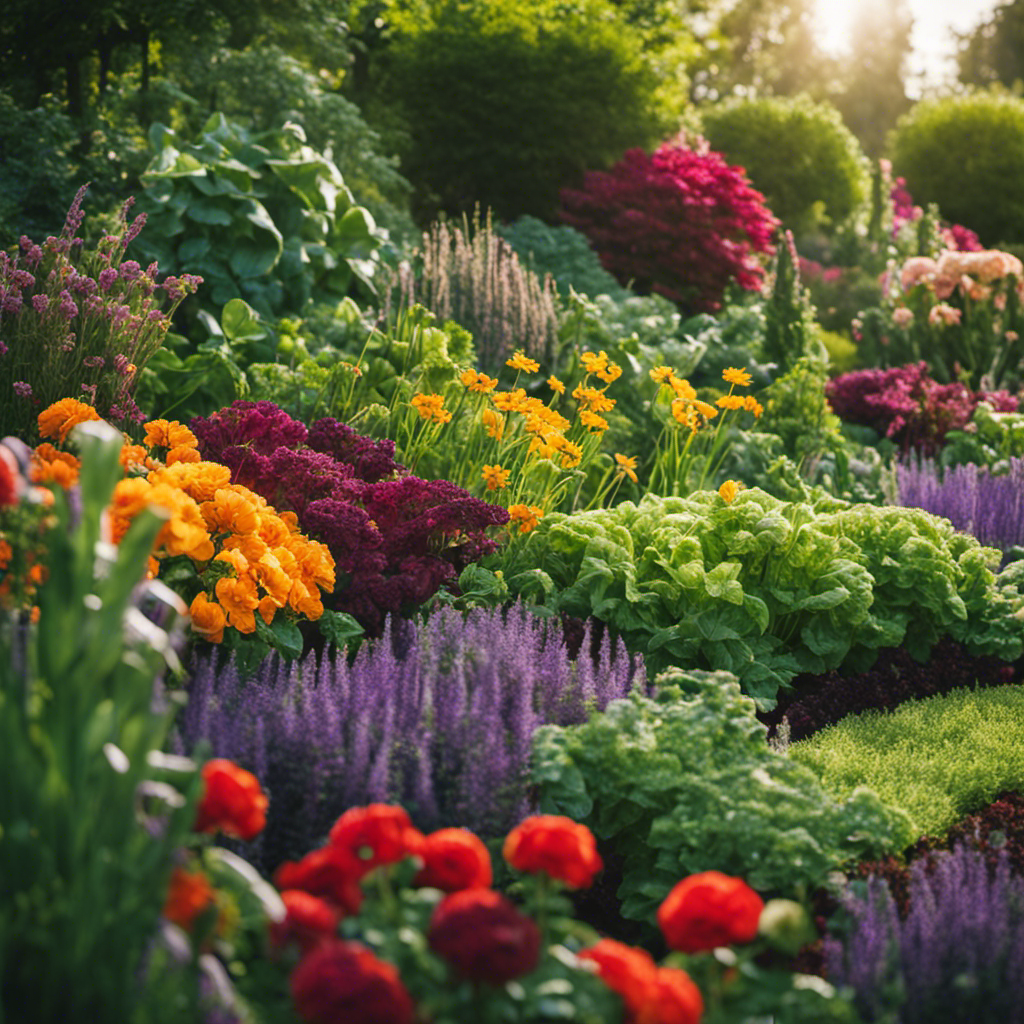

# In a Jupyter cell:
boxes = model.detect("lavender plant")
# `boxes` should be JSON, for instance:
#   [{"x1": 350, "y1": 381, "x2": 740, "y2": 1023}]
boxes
[
  {"x1": 0, "y1": 184, "x2": 201, "y2": 437},
  {"x1": 896, "y1": 456, "x2": 1024, "y2": 552},
  {"x1": 177, "y1": 604, "x2": 646, "y2": 874},
  {"x1": 826, "y1": 844, "x2": 1024, "y2": 1023}
]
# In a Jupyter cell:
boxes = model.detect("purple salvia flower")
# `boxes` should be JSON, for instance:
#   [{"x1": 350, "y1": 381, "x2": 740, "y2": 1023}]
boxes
[
  {"x1": 119, "y1": 260, "x2": 142, "y2": 283},
  {"x1": 123, "y1": 211, "x2": 147, "y2": 248},
  {"x1": 58, "y1": 289, "x2": 78, "y2": 320},
  {"x1": 62, "y1": 183, "x2": 89, "y2": 238}
]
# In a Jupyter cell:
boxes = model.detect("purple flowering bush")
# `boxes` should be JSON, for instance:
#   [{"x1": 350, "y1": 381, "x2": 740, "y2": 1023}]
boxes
[
  {"x1": 826, "y1": 361, "x2": 1018, "y2": 454},
  {"x1": 896, "y1": 455, "x2": 1024, "y2": 552},
  {"x1": 189, "y1": 400, "x2": 509, "y2": 635},
  {"x1": 825, "y1": 844, "x2": 1024, "y2": 1023},
  {"x1": 0, "y1": 184, "x2": 201, "y2": 437},
  {"x1": 177, "y1": 604, "x2": 647, "y2": 873}
]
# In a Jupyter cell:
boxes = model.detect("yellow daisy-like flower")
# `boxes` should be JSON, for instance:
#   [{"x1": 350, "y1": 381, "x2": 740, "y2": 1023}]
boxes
[
  {"x1": 614, "y1": 453, "x2": 638, "y2": 484},
  {"x1": 719, "y1": 480, "x2": 740, "y2": 503},
  {"x1": 548, "y1": 376, "x2": 566, "y2": 395},
  {"x1": 744, "y1": 395, "x2": 764, "y2": 418},
  {"x1": 580, "y1": 410, "x2": 609, "y2": 433},
  {"x1": 481, "y1": 464, "x2": 511, "y2": 491},
  {"x1": 411, "y1": 392, "x2": 453, "y2": 425},
  {"x1": 650, "y1": 366, "x2": 675, "y2": 384},
  {"x1": 669, "y1": 376, "x2": 697, "y2": 403},
  {"x1": 572, "y1": 384, "x2": 616, "y2": 414},
  {"x1": 492, "y1": 388, "x2": 528, "y2": 413},
  {"x1": 671, "y1": 400, "x2": 698, "y2": 431},
  {"x1": 460, "y1": 369, "x2": 498, "y2": 394},
  {"x1": 596, "y1": 362, "x2": 623, "y2": 385},
  {"x1": 507, "y1": 350, "x2": 540, "y2": 374},
  {"x1": 716, "y1": 394, "x2": 746, "y2": 411},
  {"x1": 723, "y1": 367, "x2": 753, "y2": 387},
  {"x1": 693, "y1": 399, "x2": 719, "y2": 420},
  {"x1": 581, "y1": 350, "x2": 610, "y2": 376},
  {"x1": 481, "y1": 408, "x2": 506, "y2": 440},
  {"x1": 552, "y1": 436, "x2": 583, "y2": 469},
  {"x1": 528, "y1": 436, "x2": 558, "y2": 460},
  {"x1": 508, "y1": 503, "x2": 544, "y2": 534}
]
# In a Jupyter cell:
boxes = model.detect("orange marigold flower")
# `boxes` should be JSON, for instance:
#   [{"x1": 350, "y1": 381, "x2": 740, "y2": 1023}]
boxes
[
  {"x1": 614, "y1": 453, "x2": 638, "y2": 484},
  {"x1": 460, "y1": 369, "x2": 499, "y2": 393},
  {"x1": 716, "y1": 394, "x2": 746, "y2": 411},
  {"x1": 148, "y1": 461, "x2": 233, "y2": 504},
  {"x1": 481, "y1": 464, "x2": 511, "y2": 491},
  {"x1": 190, "y1": 592, "x2": 227, "y2": 644},
  {"x1": 723, "y1": 367, "x2": 753, "y2": 387},
  {"x1": 163, "y1": 866, "x2": 215, "y2": 933},
  {"x1": 144, "y1": 419, "x2": 198, "y2": 452},
  {"x1": 0, "y1": 539, "x2": 12, "y2": 569},
  {"x1": 693, "y1": 399, "x2": 719, "y2": 420},
  {"x1": 669, "y1": 376, "x2": 697, "y2": 402},
  {"x1": 579, "y1": 410, "x2": 609, "y2": 433},
  {"x1": 119, "y1": 443, "x2": 149, "y2": 471},
  {"x1": 215, "y1": 575, "x2": 260, "y2": 634},
  {"x1": 744, "y1": 395, "x2": 764, "y2": 417},
  {"x1": 221, "y1": 531, "x2": 269, "y2": 565},
  {"x1": 203, "y1": 488, "x2": 262, "y2": 537},
  {"x1": 552, "y1": 436, "x2": 583, "y2": 468},
  {"x1": 37, "y1": 399, "x2": 101, "y2": 442},
  {"x1": 255, "y1": 552, "x2": 293, "y2": 607},
  {"x1": 32, "y1": 444, "x2": 81, "y2": 488},
  {"x1": 508, "y1": 504, "x2": 544, "y2": 534},
  {"x1": 507, "y1": 350, "x2": 540, "y2": 373},
  {"x1": 548, "y1": 376, "x2": 566, "y2": 395},
  {"x1": 411, "y1": 393, "x2": 452, "y2": 425},
  {"x1": 719, "y1": 480, "x2": 739, "y2": 504},
  {"x1": 258, "y1": 511, "x2": 294, "y2": 548},
  {"x1": 572, "y1": 385, "x2": 615, "y2": 414},
  {"x1": 258, "y1": 594, "x2": 279, "y2": 626},
  {"x1": 166, "y1": 444, "x2": 202, "y2": 466},
  {"x1": 148, "y1": 484, "x2": 212, "y2": 560},
  {"x1": 492, "y1": 388, "x2": 528, "y2": 413},
  {"x1": 581, "y1": 350, "x2": 610, "y2": 376}
]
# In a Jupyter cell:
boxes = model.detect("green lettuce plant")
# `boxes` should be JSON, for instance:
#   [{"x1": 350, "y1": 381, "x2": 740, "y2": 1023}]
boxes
[
  {"x1": 532, "y1": 668, "x2": 914, "y2": 925},
  {"x1": 501, "y1": 488, "x2": 1024, "y2": 707},
  {"x1": 0, "y1": 421, "x2": 204, "y2": 1021}
]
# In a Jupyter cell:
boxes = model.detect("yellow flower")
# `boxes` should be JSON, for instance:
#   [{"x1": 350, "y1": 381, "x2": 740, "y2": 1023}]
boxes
[
  {"x1": 744, "y1": 395, "x2": 764, "y2": 418},
  {"x1": 411, "y1": 392, "x2": 452, "y2": 425},
  {"x1": 581, "y1": 350, "x2": 610, "y2": 376},
  {"x1": 579, "y1": 410, "x2": 609, "y2": 433},
  {"x1": 508, "y1": 503, "x2": 544, "y2": 534},
  {"x1": 719, "y1": 480, "x2": 740, "y2": 503},
  {"x1": 716, "y1": 394, "x2": 746, "y2": 411},
  {"x1": 596, "y1": 361, "x2": 623, "y2": 385},
  {"x1": 551, "y1": 436, "x2": 583, "y2": 468},
  {"x1": 614, "y1": 453, "x2": 638, "y2": 484},
  {"x1": 548, "y1": 376, "x2": 566, "y2": 395},
  {"x1": 144, "y1": 419, "x2": 199, "y2": 453},
  {"x1": 572, "y1": 384, "x2": 615, "y2": 414},
  {"x1": 693, "y1": 399, "x2": 719, "y2": 420},
  {"x1": 507, "y1": 350, "x2": 540, "y2": 373},
  {"x1": 492, "y1": 388, "x2": 528, "y2": 412},
  {"x1": 723, "y1": 367, "x2": 753, "y2": 387},
  {"x1": 481, "y1": 464, "x2": 511, "y2": 491},
  {"x1": 189, "y1": 592, "x2": 226, "y2": 644},
  {"x1": 650, "y1": 366, "x2": 675, "y2": 384},
  {"x1": 461, "y1": 369, "x2": 498, "y2": 393},
  {"x1": 671, "y1": 400, "x2": 698, "y2": 430},
  {"x1": 669, "y1": 376, "x2": 697, "y2": 402},
  {"x1": 528, "y1": 436, "x2": 558, "y2": 460},
  {"x1": 481, "y1": 408, "x2": 506, "y2": 440}
]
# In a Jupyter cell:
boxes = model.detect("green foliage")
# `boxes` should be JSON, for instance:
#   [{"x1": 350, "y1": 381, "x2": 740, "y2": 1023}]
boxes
[
  {"x1": 381, "y1": 0, "x2": 685, "y2": 221},
  {"x1": 891, "y1": 90, "x2": 1024, "y2": 246},
  {"x1": 0, "y1": 421, "x2": 203, "y2": 1021},
  {"x1": 501, "y1": 489, "x2": 1024, "y2": 707},
  {"x1": 763, "y1": 233, "x2": 828, "y2": 374},
  {"x1": 942, "y1": 400, "x2": 1024, "y2": 471},
  {"x1": 790, "y1": 685, "x2": 1024, "y2": 838},
  {"x1": 701, "y1": 95, "x2": 871, "y2": 235},
  {"x1": 134, "y1": 114, "x2": 383, "y2": 323},
  {"x1": 532, "y1": 668, "x2": 914, "y2": 925}
]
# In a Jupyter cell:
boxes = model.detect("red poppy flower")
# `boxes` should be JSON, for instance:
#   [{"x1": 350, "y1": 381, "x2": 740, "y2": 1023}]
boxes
[
  {"x1": 503, "y1": 814, "x2": 602, "y2": 889},
  {"x1": 646, "y1": 967, "x2": 704, "y2": 1024},
  {"x1": 579, "y1": 939, "x2": 659, "y2": 1020},
  {"x1": 657, "y1": 871, "x2": 764, "y2": 954},
  {"x1": 328, "y1": 804, "x2": 425, "y2": 876},
  {"x1": 270, "y1": 890, "x2": 342, "y2": 954},
  {"x1": 274, "y1": 846, "x2": 364, "y2": 917},
  {"x1": 414, "y1": 828, "x2": 492, "y2": 892},
  {"x1": 194, "y1": 758, "x2": 268, "y2": 840}
]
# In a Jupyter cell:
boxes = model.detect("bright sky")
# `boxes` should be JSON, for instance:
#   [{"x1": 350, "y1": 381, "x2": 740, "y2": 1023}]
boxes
[{"x1": 814, "y1": 0, "x2": 1004, "y2": 94}]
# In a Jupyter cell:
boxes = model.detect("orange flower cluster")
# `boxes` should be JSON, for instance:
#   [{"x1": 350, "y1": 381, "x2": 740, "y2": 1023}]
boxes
[{"x1": 651, "y1": 366, "x2": 762, "y2": 431}]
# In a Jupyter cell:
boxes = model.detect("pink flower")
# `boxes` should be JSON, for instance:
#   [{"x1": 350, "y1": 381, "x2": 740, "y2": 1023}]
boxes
[
  {"x1": 900, "y1": 257, "x2": 936, "y2": 291},
  {"x1": 928, "y1": 303, "x2": 962, "y2": 327},
  {"x1": 892, "y1": 307, "x2": 914, "y2": 328}
]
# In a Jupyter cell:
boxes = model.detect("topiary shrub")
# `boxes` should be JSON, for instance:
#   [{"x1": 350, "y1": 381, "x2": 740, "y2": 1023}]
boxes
[
  {"x1": 558, "y1": 136, "x2": 779, "y2": 314},
  {"x1": 382, "y1": 0, "x2": 682, "y2": 223},
  {"x1": 891, "y1": 90, "x2": 1024, "y2": 246},
  {"x1": 701, "y1": 94, "x2": 870, "y2": 235}
]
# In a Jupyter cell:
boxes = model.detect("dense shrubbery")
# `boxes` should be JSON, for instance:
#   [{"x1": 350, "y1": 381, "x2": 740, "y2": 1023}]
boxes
[
  {"x1": 559, "y1": 137, "x2": 779, "y2": 314},
  {"x1": 891, "y1": 90, "x2": 1024, "y2": 245},
  {"x1": 701, "y1": 94, "x2": 870, "y2": 235}
]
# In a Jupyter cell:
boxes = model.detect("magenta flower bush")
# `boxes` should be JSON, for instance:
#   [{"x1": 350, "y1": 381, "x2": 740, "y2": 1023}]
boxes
[
  {"x1": 559, "y1": 135, "x2": 778, "y2": 314},
  {"x1": 189, "y1": 401, "x2": 509, "y2": 635},
  {"x1": 826, "y1": 362, "x2": 1018, "y2": 454}
]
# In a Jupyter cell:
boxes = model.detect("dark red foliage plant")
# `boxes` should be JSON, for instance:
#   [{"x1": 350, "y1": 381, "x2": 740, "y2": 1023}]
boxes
[{"x1": 558, "y1": 134, "x2": 779, "y2": 314}]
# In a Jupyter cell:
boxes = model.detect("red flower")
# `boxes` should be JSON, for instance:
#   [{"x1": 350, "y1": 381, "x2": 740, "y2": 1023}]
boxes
[
  {"x1": 290, "y1": 939, "x2": 415, "y2": 1024},
  {"x1": 328, "y1": 804, "x2": 425, "y2": 876},
  {"x1": 163, "y1": 865, "x2": 215, "y2": 933},
  {"x1": 271, "y1": 890, "x2": 342, "y2": 954},
  {"x1": 645, "y1": 967, "x2": 704, "y2": 1024},
  {"x1": 414, "y1": 827, "x2": 492, "y2": 892},
  {"x1": 0, "y1": 447, "x2": 19, "y2": 507},
  {"x1": 194, "y1": 758, "x2": 268, "y2": 840},
  {"x1": 657, "y1": 871, "x2": 764, "y2": 954},
  {"x1": 274, "y1": 847, "x2": 364, "y2": 917},
  {"x1": 579, "y1": 939, "x2": 659, "y2": 1020},
  {"x1": 503, "y1": 814, "x2": 602, "y2": 889},
  {"x1": 428, "y1": 888, "x2": 541, "y2": 984}
]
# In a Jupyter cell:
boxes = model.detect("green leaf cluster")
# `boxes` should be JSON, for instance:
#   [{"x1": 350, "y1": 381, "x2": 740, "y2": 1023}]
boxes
[
  {"x1": 0, "y1": 423, "x2": 203, "y2": 1021},
  {"x1": 502, "y1": 488, "x2": 1023, "y2": 707},
  {"x1": 790, "y1": 684, "x2": 1024, "y2": 837},
  {"x1": 532, "y1": 669, "x2": 914, "y2": 925}
]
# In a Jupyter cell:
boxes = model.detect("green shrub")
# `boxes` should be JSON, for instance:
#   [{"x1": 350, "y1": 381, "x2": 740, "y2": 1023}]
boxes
[
  {"x1": 790, "y1": 686, "x2": 1024, "y2": 837},
  {"x1": 533, "y1": 668, "x2": 914, "y2": 925},
  {"x1": 891, "y1": 90, "x2": 1024, "y2": 246},
  {"x1": 701, "y1": 94, "x2": 870, "y2": 235},
  {"x1": 382, "y1": 0, "x2": 683, "y2": 221}
]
